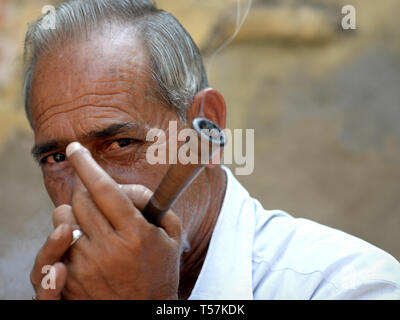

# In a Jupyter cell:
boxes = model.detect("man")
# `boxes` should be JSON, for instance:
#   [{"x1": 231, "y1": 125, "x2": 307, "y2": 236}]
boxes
[{"x1": 25, "y1": 0, "x2": 400, "y2": 300}]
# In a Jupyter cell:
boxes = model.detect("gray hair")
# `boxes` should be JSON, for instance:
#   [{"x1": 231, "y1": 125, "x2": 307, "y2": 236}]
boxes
[{"x1": 23, "y1": 0, "x2": 208, "y2": 127}]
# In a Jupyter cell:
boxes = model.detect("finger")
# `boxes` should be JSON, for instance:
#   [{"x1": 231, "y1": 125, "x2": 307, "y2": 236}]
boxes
[
  {"x1": 71, "y1": 182, "x2": 115, "y2": 240},
  {"x1": 36, "y1": 262, "x2": 67, "y2": 300},
  {"x1": 66, "y1": 142, "x2": 136, "y2": 230},
  {"x1": 52, "y1": 204, "x2": 78, "y2": 228},
  {"x1": 121, "y1": 184, "x2": 182, "y2": 241},
  {"x1": 120, "y1": 184, "x2": 153, "y2": 211},
  {"x1": 31, "y1": 224, "x2": 72, "y2": 292},
  {"x1": 120, "y1": 184, "x2": 159, "y2": 225},
  {"x1": 158, "y1": 210, "x2": 182, "y2": 242}
]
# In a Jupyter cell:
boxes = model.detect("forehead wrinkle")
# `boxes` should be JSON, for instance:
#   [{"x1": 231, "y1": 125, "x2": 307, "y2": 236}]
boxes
[
  {"x1": 31, "y1": 31, "x2": 153, "y2": 127},
  {"x1": 32, "y1": 57, "x2": 145, "y2": 120},
  {"x1": 36, "y1": 104, "x2": 137, "y2": 136},
  {"x1": 34, "y1": 89, "x2": 140, "y2": 131},
  {"x1": 33, "y1": 87, "x2": 134, "y2": 126}
]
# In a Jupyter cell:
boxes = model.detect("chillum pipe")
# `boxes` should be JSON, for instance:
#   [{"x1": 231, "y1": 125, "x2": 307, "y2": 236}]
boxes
[{"x1": 142, "y1": 118, "x2": 226, "y2": 226}]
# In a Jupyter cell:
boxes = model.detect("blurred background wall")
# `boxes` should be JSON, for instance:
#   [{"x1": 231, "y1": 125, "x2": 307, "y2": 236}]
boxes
[{"x1": 0, "y1": 0, "x2": 399, "y2": 299}]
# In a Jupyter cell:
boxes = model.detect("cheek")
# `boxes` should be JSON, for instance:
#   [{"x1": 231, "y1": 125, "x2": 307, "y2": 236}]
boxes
[
  {"x1": 101, "y1": 161, "x2": 170, "y2": 192},
  {"x1": 43, "y1": 171, "x2": 74, "y2": 206}
]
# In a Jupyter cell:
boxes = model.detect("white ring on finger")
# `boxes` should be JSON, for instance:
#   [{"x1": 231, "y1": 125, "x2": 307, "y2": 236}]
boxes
[{"x1": 70, "y1": 229, "x2": 84, "y2": 247}]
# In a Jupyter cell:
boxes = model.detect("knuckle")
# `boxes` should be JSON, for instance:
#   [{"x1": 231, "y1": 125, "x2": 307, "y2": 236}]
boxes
[
  {"x1": 54, "y1": 204, "x2": 71, "y2": 212},
  {"x1": 52, "y1": 205, "x2": 70, "y2": 223},
  {"x1": 124, "y1": 184, "x2": 152, "y2": 205},
  {"x1": 165, "y1": 211, "x2": 182, "y2": 237},
  {"x1": 136, "y1": 185, "x2": 152, "y2": 198},
  {"x1": 172, "y1": 213, "x2": 182, "y2": 231}
]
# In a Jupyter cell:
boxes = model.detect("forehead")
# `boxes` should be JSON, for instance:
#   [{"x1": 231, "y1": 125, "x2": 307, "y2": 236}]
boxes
[{"x1": 30, "y1": 28, "x2": 157, "y2": 134}]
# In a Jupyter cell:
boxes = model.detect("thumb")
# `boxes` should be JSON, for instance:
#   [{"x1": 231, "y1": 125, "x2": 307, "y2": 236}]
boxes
[
  {"x1": 36, "y1": 262, "x2": 68, "y2": 300},
  {"x1": 120, "y1": 184, "x2": 153, "y2": 211},
  {"x1": 120, "y1": 184, "x2": 182, "y2": 241}
]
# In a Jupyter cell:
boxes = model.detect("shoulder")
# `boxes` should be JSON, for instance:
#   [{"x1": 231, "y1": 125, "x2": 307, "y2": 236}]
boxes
[{"x1": 249, "y1": 204, "x2": 400, "y2": 299}]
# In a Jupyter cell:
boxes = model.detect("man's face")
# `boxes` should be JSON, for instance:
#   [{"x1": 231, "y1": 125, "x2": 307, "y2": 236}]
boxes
[{"x1": 30, "y1": 29, "x2": 180, "y2": 207}]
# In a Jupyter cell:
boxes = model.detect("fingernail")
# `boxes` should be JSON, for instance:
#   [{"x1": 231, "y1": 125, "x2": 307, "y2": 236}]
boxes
[
  {"x1": 51, "y1": 224, "x2": 65, "y2": 241},
  {"x1": 66, "y1": 142, "x2": 82, "y2": 158}
]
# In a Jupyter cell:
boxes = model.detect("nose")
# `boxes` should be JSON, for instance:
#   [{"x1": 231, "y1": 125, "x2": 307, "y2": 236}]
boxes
[{"x1": 56, "y1": 171, "x2": 87, "y2": 207}]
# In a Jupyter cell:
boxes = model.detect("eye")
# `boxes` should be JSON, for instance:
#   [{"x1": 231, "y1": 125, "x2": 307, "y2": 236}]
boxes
[
  {"x1": 41, "y1": 152, "x2": 66, "y2": 165},
  {"x1": 108, "y1": 138, "x2": 135, "y2": 151},
  {"x1": 116, "y1": 138, "x2": 132, "y2": 148}
]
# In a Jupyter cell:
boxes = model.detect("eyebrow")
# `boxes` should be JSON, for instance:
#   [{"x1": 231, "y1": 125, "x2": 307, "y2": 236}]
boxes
[
  {"x1": 31, "y1": 122, "x2": 142, "y2": 163},
  {"x1": 86, "y1": 122, "x2": 141, "y2": 139}
]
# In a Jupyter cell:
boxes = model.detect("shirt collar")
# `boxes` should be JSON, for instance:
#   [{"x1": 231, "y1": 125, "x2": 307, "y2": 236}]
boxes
[{"x1": 188, "y1": 166, "x2": 255, "y2": 299}]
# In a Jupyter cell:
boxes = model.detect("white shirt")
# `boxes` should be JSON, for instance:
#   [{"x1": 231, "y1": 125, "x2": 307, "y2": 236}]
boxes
[{"x1": 188, "y1": 166, "x2": 400, "y2": 299}]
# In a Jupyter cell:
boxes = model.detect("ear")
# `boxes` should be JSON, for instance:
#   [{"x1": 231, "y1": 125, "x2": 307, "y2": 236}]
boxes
[
  {"x1": 186, "y1": 88, "x2": 226, "y2": 131},
  {"x1": 187, "y1": 88, "x2": 227, "y2": 168}
]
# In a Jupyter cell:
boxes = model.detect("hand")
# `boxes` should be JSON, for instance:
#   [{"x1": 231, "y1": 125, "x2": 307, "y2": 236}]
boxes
[
  {"x1": 63, "y1": 144, "x2": 181, "y2": 299},
  {"x1": 56, "y1": 142, "x2": 182, "y2": 299},
  {"x1": 30, "y1": 221, "x2": 73, "y2": 300}
]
